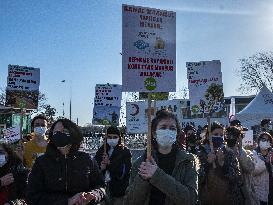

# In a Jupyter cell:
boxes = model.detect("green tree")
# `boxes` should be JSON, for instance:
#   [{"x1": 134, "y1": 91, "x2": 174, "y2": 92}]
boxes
[
  {"x1": 204, "y1": 83, "x2": 224, "y2": 115},
  {"x1": 237, "y1": 51, "x2": 273, "y2": 94},
  {"x1": 42, "y1": 104, "x2": 56, "y2": 124}
]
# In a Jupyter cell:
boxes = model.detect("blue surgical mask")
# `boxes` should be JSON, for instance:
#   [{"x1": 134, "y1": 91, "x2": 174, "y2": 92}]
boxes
[
  {"x1": 34, "y1": 126, "x2": 47, "y2": 136},
  {"x1": 155, "y1": 129, "x2": 177, "y2": 147},
  {"x1": 107, "y1": 138, "x2": 119, "y2": 147}
]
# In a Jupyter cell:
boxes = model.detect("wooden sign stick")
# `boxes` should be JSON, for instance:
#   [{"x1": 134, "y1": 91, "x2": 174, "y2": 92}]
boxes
[{"x1": 147, "y1": 93, "x2": 152, "y2": 160}]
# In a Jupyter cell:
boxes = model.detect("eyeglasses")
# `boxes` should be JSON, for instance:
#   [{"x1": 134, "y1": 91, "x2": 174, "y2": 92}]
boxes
[{"x1": 53, "y1": 129, "x2": 70, "y2": 136}]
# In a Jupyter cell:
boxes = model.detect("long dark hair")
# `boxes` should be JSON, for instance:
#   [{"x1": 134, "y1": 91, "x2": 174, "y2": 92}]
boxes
[
  {"x1": 151, "y1": 109, "x2": 181, "y2": 148},
  {"x1": 48, "y1": 118, "x2": 83, "y2": 151},
  {"x1": 257, "y1": 132, "x2": 273, "y2": 144},
  {"x1": 104, "y1": 126, "x2": 126, "y2": 151},
  {"x1": 0, "y1": 143, "x2": 22, "y2": 168}
]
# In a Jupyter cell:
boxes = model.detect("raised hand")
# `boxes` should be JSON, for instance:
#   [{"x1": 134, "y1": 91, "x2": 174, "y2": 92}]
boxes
[
  {"x1": 0, "y1": 173, "x2": 14, "y2": 187},
  {"x1": 138, "y1": 157, "x2": 158, "y2": 180}
]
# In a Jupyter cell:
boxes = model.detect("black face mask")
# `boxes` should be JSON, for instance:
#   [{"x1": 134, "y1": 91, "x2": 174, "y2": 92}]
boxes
[
  {"x1": 226, "y1": 138, "x2": 237, "y2": 148},
  {"x1": 50, "y1": 131, "x2": 72, "y2": 147}
]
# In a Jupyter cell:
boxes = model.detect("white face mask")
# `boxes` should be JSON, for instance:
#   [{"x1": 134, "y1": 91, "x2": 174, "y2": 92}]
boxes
[
  {"x1": 107, "y1": 139, "x2": 119, "y2": 147},
  {"x1": 155, "y1": 129, "x2": 177, "y2": 148},
  {"x1": 34, "y1": 127, "x2": 47, "y2": 136},
  {"x1": 0, "y1": 154, "x2": 7, "y2": 167},
  {"x1": 259, "y1": 141, "x2": 271, "y2": 150}
]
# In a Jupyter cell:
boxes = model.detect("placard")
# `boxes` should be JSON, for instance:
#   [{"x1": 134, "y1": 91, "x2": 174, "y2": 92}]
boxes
[{"x1": 122, "y1": 4, "x2": 176, "y2": 92}]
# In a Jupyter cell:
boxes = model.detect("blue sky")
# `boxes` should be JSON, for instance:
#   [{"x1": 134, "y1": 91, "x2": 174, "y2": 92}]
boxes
[{"x1": 1, "y1": 0, "x2": 273, "y2": 126}]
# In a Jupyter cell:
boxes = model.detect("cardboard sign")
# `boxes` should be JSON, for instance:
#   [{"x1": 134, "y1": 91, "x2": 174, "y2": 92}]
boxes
[
  {"x1": 242, "y1": 130, "x2": 253, "y2": 146},
  {"x1": 5, "y1": 90, "x2": 39, "y2": 109},
  {"x1": 94, "y1": 84, "x2": 122, "y2": 107},
  {"x1": 92, "y1": 106, "x2": 120, "y2": 126},
  {"x1": 2, "y1": 126, "x2": 20, "y2": 143},
  {"x1": 6, "y1": 65, "x2": 40, "y2": 109},
  {"x1": 122, "y1": 4, "x2": 176, "y2": 92},
  {"x1": 187, "y1": 60, "x2": 224, "y2": 114},
  {"x1": 7, "y1": 65, "x2": 40, "y2": 91},
  {"x1": 126, "y1": 99, "x2": 187, "y2": 133}
]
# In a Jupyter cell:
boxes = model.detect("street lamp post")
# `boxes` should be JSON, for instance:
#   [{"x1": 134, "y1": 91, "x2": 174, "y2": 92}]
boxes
[{"x1": 61, "y1": 80, "x2": 72, "y2": 121}]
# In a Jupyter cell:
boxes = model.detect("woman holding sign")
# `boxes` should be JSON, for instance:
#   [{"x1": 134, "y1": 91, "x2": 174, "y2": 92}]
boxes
[
  {"x1": 0, "y1": 143, "x2": 28, "y2": 205},
  {"x1": 124, "y1": 109, "x2": 198, "y2": 205},
  {"x1": 95, "y1": 126, "x2": 132, "y2": 205},
  {"x1": 198, "y1": 122, "x2": 244, "y2": 205}
]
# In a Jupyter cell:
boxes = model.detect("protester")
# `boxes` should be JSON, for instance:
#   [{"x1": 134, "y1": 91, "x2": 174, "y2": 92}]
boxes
[
  {"x1": 176, "y1": 129, "x2": 186, "y2": 150},
  {"x1": 95, "y1": 126, "x2": 132, "y2": 205},
  {"x1": 26, "y1": 118, "x2": 105, "y2": 205},
  {"x1": 124, "y1": 109, "x2": 198, "y2": 205},
  {"x1": 260, "y1": 119, "x2": 273, "y2": 136},
  {"x1": 184, "y1": 125, "x2": 196, "y2": 138},
  {"x1": 225, "y1": 126, "x2": 259, "y2": 205},
  {"x1": 230, "y1": 119, "x2": 242, "y2": 127},
  {"x1": 252, "y1": 132, "x2": 273, "y2": 205},
  {"x1": 198, "y1": 122, "x2": 244, "y2": 205},
  {"x1": 23, "y1": 115, "x2": 48, "y2": 169},
  {"x1": 0, "y1": 143, "x2": 28, "y2": 205}
]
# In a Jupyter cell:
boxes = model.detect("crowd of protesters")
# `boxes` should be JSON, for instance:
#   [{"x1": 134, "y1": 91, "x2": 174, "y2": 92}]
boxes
[{"x1": 1, "y1": 112, "x2": 273, "y2": 205}]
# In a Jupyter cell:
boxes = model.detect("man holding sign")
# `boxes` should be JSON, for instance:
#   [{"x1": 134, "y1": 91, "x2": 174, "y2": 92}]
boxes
[{"x1": 23, "y1": 115, "x2": 48, "y2": 169}]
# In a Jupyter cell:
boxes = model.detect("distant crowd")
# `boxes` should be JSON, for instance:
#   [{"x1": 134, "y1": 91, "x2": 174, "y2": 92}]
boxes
[{"x1": 0, "y1": 110, "x2": 273, "y2": 205}]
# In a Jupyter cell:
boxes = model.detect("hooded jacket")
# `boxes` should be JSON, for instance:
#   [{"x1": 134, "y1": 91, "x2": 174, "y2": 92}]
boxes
[
  {"x1": 123, "y1": 148, "x2": 198, "y2": 205},
  {"x1": 26, "y1": 142, "x2": 106, "y2": 205}
]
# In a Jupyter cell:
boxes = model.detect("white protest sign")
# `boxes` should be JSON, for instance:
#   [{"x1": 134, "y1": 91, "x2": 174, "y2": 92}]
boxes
[
  {"x1": 92, "y1": 106, "x2": 121, "y2": 126},
  {"x1": 94, "y1": 84, "x2": 122, "y2": 107},
  {"x1": 126, "y1": 101, "x2": 148, "y2": 134},
  {"x1": 122, "y1": 4, "x2": 176, "y2": 92},
  {"x1": 126, "y1": 99, "x2": 187, "y2": 133},
  {"x1": 2, "y1": 126, "x2": 21, "y2": 143},
  {"x1": 7, "y1": 65, "x2": 40, "y2": 91},
  {"x1": 242, "y1": 130, "x2": 253, "y2": 147},
  {"x1": 187, "y1": 60, "x2": 223, "y2": 114}
]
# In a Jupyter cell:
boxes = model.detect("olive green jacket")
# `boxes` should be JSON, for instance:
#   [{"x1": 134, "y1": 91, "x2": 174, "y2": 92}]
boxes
[{"x1": 123, "y1": 149, "x2": 198, "y2": 205}]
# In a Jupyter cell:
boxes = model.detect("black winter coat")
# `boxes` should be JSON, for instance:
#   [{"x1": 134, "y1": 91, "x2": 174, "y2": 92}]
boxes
[
  {"x1": 26, "y1": 144, "x2": 106, "y2": 205},
  {"x1": 0, "y1": 159, "x2": 28, "y2": 204},
  {"x1": 95, "y1": 144, "x2": 131, "y2": 197}
]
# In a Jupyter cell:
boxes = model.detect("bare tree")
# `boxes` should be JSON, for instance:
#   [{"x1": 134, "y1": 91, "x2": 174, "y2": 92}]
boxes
[
  {"x1": 0, "y1": 87, "x2": 47, "y2": 109},
  {"x1": 237, "y1": 51, "x2": 273, "y2": 94},
  {"x1": 0, "y1": 87, "x2": 5, "y2": 105},
  {"x1": 41, "y1": 104, "x2": 56, "y2": 124}
]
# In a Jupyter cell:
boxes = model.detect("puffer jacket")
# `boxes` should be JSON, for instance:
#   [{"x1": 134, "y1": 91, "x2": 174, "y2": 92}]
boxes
[
  {"x1": 252, "y1": 150, "x2": 270, "y2": 202},
  {"x1": 95, "y1": 144, "x2": 132, "y2": 197},
  {"x1": 26, "y1": 144, "x2": 106, "y2": 205},
  {"x1": 123, "y1": 148, "x2": 198, "y2": 205}
]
